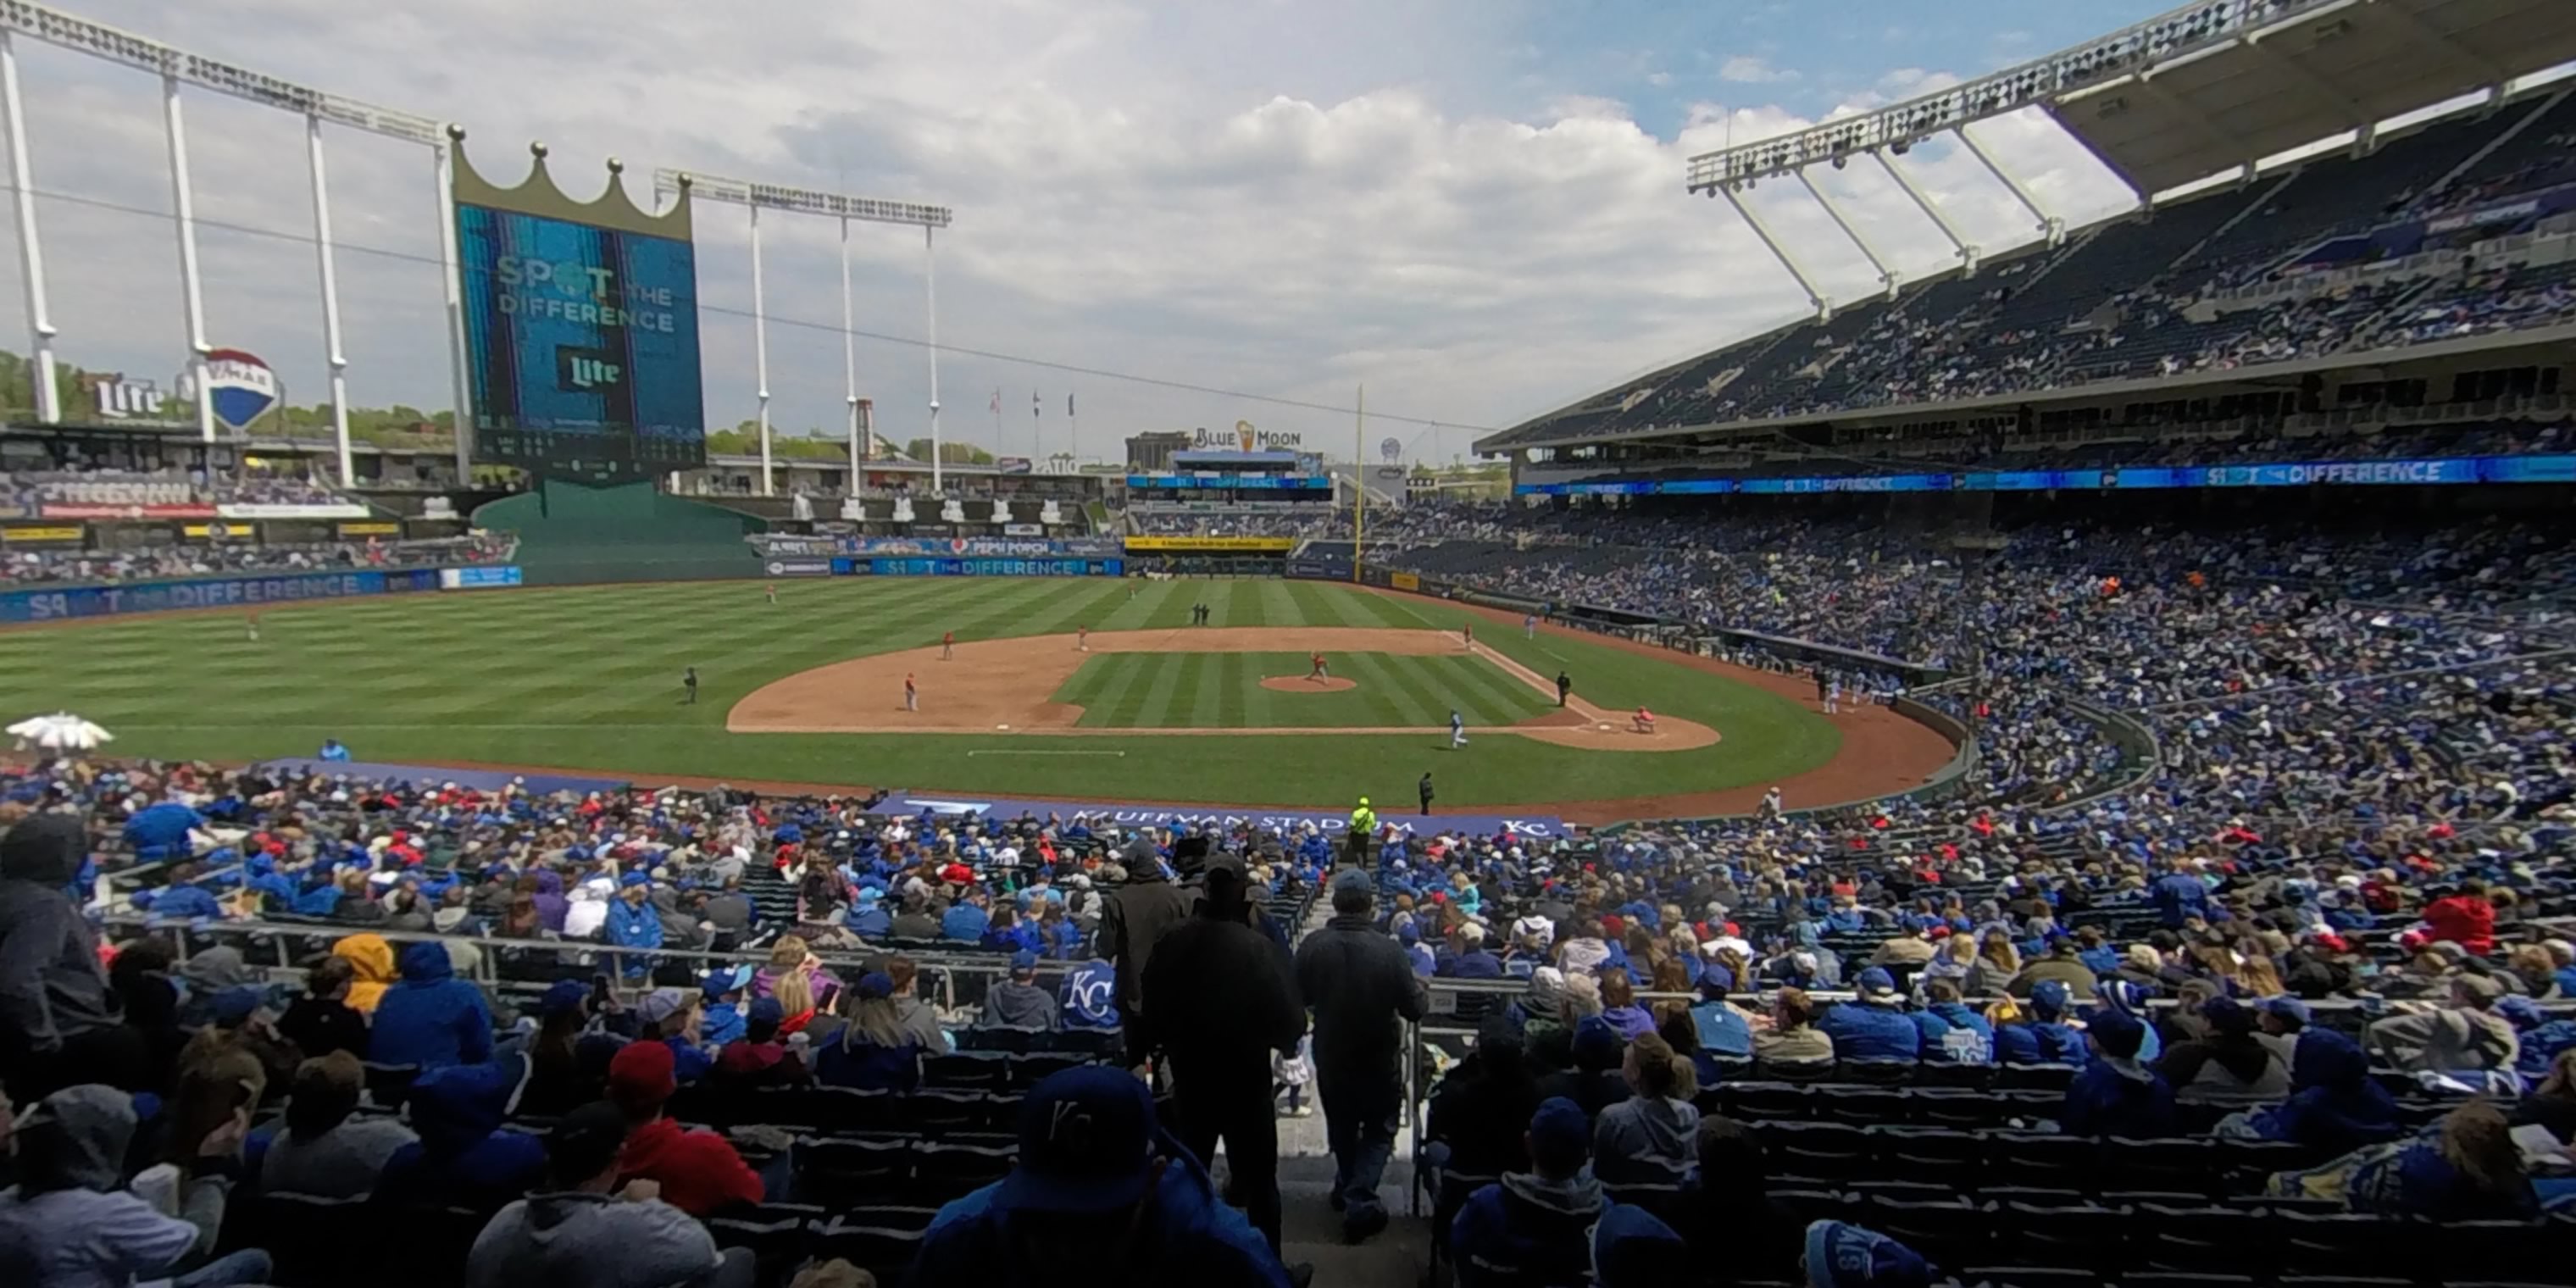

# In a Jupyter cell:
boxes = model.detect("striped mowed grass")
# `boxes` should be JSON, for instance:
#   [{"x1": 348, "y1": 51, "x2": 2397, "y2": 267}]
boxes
[
  {"x1": 0, "y1": 575, "x2": 1841, "y2": 811},
  {"x1": 1051, "y1": 650, "x2": 1552, "y2": 729}
]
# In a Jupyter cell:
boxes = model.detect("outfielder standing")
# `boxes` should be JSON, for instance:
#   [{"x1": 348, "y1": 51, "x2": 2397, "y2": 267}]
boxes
[
  {"x1": 1523, "y1": 612, "x2": 1536, "y2": 639},
  {"x1": 1449, "y1": 709, "x2": 1467, "y2": 750}
]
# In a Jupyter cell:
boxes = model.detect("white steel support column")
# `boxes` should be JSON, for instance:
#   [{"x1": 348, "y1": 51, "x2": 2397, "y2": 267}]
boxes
[
  {"x1": 749, "y1": 203, "x2": 772, "y2": 497},
  {"x1": 1957, "y1": 125, "x2": 2065, "y2": 246},
  {"x1": 436, "y1": 136, "x2": 473, "y2": 480},
  {"x1": 163, "y1": 74, "x2": 214, "y2": 444},
  {"x1": 1874, "y1": 148, "x2": 1979, "y2": 275},
  {"x1": 924, "y1": 225, "x2": 943, "y2": 496},
  {"x1": 840, "y1": 214, "x2": 861, "y2": 477},
  {"x1": 1795, "y1": 169, "x2": 1899, "y2": 298},
  {"x1": 1718, "y1": 184, "x2": 1829, "y2": 319},
  {"x1": 307, "y1": 116, "x2": 353, "y2": 486},
  {"x1": 2, "y1": 33, "x2": 58, "y2": 423}
]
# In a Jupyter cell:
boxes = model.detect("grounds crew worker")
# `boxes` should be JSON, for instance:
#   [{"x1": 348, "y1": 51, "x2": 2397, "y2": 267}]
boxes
[{"x1": 1346, "y1": 797, "x2": 1377, "y2": 869}]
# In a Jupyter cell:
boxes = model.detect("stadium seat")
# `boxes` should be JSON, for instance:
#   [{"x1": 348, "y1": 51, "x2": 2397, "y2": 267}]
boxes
[
  {"x1": 2102, "y1": 1138, "x2": 2218, "y2": 1197},
  {"x1": 914, "y1": 1140, "x2": 1016, "y2": 1202},
  {"x1": 235, "y1": 1191, "x2": 378, "y2": 1286},
  {"x1": 811, "y1": 1218, "x2": 927, "y2": 1283},
  {"x1": 921, "y1": 1052, "x2": 1010, "y2": 1091},
  {"x1": 795, "y1": 1135, "x2": 913, "y2": 1207}
]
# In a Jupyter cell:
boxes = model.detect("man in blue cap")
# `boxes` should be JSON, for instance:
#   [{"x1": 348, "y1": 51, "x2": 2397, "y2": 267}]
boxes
[
  {"x1": 1450, "y1": 1096, "x2": 1684, "y2": 1288},
  {"x1": 978, "y1": 950, "x2": 1059, "y2": 1031},
  {"x1": 908, "y1": 1066, "x2": 1296, "y2": 1288},
  {"x1": 847, "y1": 885, "x2": 893, "y2": 939},
  {"x1": 603, "y1": 871, "x2": 663, "y2": 980},
  {"x1": 1816, "y1": 968, "x2": 1924, "y2": 1061}
]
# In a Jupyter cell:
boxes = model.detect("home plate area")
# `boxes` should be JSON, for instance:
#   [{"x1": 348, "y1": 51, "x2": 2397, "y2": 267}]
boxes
[{"x1": 727, "y1": 625, "x2": 1718, "y2": 750}]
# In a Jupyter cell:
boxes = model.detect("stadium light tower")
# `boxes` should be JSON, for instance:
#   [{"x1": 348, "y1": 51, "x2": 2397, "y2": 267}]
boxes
[
  {"x1": 0, "y1": 1, "x2": 442, "y2": 480},
  {"x1": 654, "y1": 170, "x2": 953, "y2": 497}
]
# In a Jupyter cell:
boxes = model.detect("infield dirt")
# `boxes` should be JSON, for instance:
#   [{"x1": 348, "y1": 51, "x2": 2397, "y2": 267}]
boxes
[{"x1": 729, "y1": 625, "x2": 1720, "y2": 750}]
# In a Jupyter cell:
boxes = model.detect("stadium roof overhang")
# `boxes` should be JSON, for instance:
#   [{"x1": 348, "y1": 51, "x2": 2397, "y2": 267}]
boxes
[
  {"x1": 1485, "y1": 321, "x2": 2576, "y2": 458},
  {"x1": 2055, "y1": 0, "x2": 2576, "y2": 196},
  {"x1": 1684, "y1": 0, "x2": 2576, "y2": 201}
]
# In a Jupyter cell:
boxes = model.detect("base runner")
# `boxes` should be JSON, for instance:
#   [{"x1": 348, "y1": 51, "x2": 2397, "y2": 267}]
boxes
[{"x1": 904, "y1": 672, "x2": 919, "y2": 711}]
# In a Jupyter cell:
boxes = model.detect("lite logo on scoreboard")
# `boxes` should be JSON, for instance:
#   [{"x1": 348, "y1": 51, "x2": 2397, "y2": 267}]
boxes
[{"x1": 555, "y1": 347, "x2": 625, "y2": 392}]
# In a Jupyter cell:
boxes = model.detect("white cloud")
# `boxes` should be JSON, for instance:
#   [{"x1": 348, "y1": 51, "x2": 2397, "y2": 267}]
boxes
[
  {"x1": 0, "y1": 0, "x2": 2131, "y2": 459},
  {"x1": 1718, "y1": 55, "x2": 1800, "y2": 85}
]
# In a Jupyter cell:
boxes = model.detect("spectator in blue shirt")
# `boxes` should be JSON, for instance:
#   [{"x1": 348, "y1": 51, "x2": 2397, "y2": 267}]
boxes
[
  {"x1": 1994, "y1": 980, "x2": 2088, "y2": 1064},
  {"x1": 847, "y1": 886, "x2": 893, "y2": 938},
  {"x1": 941, "y1": 889, "x2": 992, "y2": 943},
  {"x1": 2061, "y1": 1007, "x2": 2175, "y2": 1138},
  {"x1": 1818, "y1": 969, "x2": 1924, "y2": 1062}
]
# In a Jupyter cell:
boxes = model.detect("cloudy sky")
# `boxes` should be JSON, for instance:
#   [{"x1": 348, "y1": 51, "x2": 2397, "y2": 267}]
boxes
[{"x1": 3, "y1": 0, "x2": 2169, "y2": 464}]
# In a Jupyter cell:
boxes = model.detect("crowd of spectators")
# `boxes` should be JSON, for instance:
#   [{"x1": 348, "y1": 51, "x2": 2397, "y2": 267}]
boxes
[
  {"x1": 0, "y1": 533, "x2": 517, "y2": 588},
  {"x1": 1493, "y1": 93, "x2": 2576, "y2": 451},
  {"x1": 1125, "y1": 508, "x2": 1352, "y2": 540},
  {"x1": 1, "y1": 466, "x2": 346, "y2": 514},
  {"x1": 5, "y1": 491, "x2": 2576, "y2": 1282}
]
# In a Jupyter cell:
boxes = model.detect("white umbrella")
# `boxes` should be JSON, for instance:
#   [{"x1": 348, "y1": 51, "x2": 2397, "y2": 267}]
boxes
[{"x1": 8, "y1": 712, "x2": 115, "y2": 751}]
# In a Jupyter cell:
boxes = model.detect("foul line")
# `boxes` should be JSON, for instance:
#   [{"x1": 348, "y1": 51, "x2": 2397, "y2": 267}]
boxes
[{"x1": 966, "y1": 749, "x2": 1125, "y2": 758}]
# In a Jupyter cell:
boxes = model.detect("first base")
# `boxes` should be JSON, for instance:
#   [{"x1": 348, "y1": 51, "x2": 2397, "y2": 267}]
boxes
[{"x1": 997, "y1": 724, "x2": 1011, "y2": 730}]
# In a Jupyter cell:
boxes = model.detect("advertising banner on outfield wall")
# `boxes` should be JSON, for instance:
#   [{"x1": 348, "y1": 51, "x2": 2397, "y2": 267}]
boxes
[
  {"x1": 869, "y1": 791, "x2": 1568, "y2": 839},
  {"x1": 42, "y1": 502, "x2": 218, "y2": 520},
  {"x1": 850, "y1": 557, "x2": 1123, "y2": 577},
  {"x1": 1122, "y1": 536, "x2": 1297, "y2": 552},
  {"x1": 441, "y1": 566, "x2": 525, "y2": 590},
  {"x1": 758, "y1": 536, "x2": 1123, "y2": 558},
  {"x1": 763, "y1": 558, "x2": 834, "y2": 577},
  {"x1": 0, "y1": 568, "x2": 441, "y2": 623}
]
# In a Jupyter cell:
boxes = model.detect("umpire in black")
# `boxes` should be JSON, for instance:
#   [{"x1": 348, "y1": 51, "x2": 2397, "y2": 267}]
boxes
[{"x1": 1138, "y1": 860, "x2": 1307, "y2": 1256}]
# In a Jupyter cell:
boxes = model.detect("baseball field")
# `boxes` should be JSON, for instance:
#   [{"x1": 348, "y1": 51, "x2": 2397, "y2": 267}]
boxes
[{"x1": 0, "y1": 577, "x2": 1955, "y2": 820}]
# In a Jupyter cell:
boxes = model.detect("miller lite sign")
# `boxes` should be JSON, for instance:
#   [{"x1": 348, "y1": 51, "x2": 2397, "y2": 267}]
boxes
[
  {"x1": 88, "y1": 375, "x2": 163, "y2": 420},
  {"x1": 177, "y1": 349, "x2": 280, "y2": 431}
]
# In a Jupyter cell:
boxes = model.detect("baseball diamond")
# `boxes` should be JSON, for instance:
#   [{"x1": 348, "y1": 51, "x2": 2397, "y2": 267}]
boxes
[{"x1": 0, "y1": 576, "x2": 1951, "y2": 822}]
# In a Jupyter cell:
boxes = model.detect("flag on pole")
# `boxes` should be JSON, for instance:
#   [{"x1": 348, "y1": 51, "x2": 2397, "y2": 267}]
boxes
[
  {"x1": 1067, "y1": 392, "x2": 1075, "y2": 416},
  {"x1": 989, "y1": 389, "x2": 1000, "y2": 414},
  {"x1": 1031, "y1": 391, "x2": 1040, "y2": 412}
]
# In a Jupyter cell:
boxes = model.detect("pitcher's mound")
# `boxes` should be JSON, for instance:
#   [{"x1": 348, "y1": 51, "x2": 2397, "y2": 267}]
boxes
[{"x1": 1261, "y1": 675, "x2": 1357, "y2": 693}]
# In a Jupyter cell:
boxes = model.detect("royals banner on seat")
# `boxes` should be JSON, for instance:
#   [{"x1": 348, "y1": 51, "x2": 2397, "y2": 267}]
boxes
[{"x1": 868, "y1": 791, "x2": 1568, "y2": 839}]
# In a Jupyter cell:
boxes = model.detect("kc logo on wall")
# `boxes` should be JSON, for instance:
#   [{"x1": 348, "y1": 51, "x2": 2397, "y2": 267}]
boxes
[{"x1": 176, "y1": 349, "x2": 281, "y2": 431}]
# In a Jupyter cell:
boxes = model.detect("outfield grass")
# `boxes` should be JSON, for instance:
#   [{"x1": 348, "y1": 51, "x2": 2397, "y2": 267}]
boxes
[
  {"x1": 1052, "y1": 651, "x2": 1551, "y2": 729},
  {"x1": 0, "y1": 577, "x2": 1840, "y2": 811}
]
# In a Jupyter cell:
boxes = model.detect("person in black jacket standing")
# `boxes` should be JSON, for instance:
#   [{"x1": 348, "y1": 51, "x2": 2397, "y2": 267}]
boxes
[
  {"x1": 1101, "y1": 834, "x2": 1196, "y2": 1066},
  {"x1": 1418, "y1": 772, "x2": 1435, "y2": 817},
  {"x1": 1293, "y1": 869, "x2": 1427, "y2": 1243},
  {"x1": 1140, "y1": 862, "x2": 1307, "y2": 1258}
]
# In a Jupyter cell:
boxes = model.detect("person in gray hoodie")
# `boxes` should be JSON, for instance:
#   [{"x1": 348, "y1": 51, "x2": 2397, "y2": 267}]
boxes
[
  {"x1": 974, "y1": 951, "x2": 1059, "y2": 1031},
  {"x1": 0, "y1": 814, "x2": 138, "y2": 1099},
  {"x1": 258, "y1": 1051, "x2": 419, "y2": 1199},
  {"x1": 0, "y1": 1082, "x2": 272, "y2": 1287},
  {"x1": 465, "y1": 1100, "x2": 747, "y2": 1288}
]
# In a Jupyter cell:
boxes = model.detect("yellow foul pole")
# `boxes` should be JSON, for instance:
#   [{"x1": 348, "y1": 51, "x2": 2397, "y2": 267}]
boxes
[{"x1": 1352, "y1": 384, "x2": 1366, "y2": 584}]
